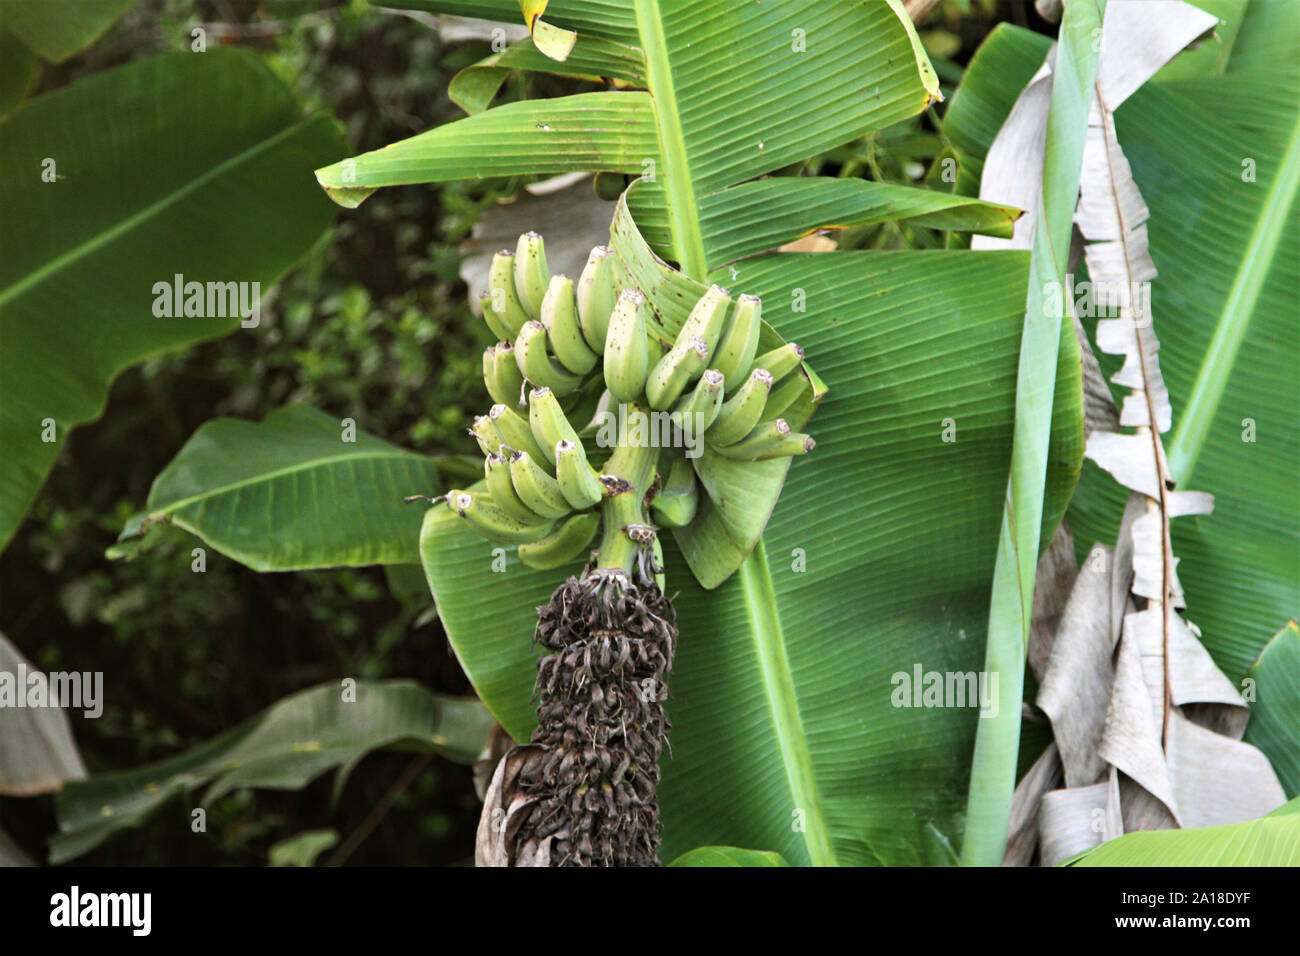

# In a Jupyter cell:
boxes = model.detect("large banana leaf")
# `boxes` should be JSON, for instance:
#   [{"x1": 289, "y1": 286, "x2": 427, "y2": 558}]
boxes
[
  {"x1": 50, "y1": 680, "x2": 493, "y2": 863},
  {"x1": 944, "y1": 6, "x2": 1300, "y2": 683},
  {"x1": 1068, "y1": 797, "x2": 1300, "y2": 866},
  {"x1": 316, "y1": 0, "x2": 1021, "y2": 275},
  {"x1": 0, "y1": 49, "x2": 346, "y2": 554},
  {"x1": 112, "y1": 405, "x2": 441, "y2": 571}
]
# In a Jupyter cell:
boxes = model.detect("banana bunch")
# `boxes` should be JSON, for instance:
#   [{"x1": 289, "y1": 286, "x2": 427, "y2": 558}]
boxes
[{"x1": 442, "y1": 231, "x2": 816, "y2": 578}]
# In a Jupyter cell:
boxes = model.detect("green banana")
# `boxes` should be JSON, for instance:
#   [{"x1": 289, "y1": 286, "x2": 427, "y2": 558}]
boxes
[
  {"x1": 478, "y1": 291, "x2": 515, "y2": 342},
  {"x1": 762, "y1": 373, "x2": 806, "y2": 422},
  {"x1": 710, "y1": 418, "x2": 816, "y2": 461},
  {"x1": 488, "y1": 251, "x2": 529, "y2": 336},
  {"x1": 489, "y1": 402, "x2": 550, "y2": 466},
  {"x1": 554, "y1": 439, "x2": 605, "y2": 510},
  {"x1": 753, "y1": 342, "x2": 804, "y2": 384},
  {"x1": 540, "y1": 274, "x2": 598, "y2": 375},
  {"x1": 645, "y1": 335, "x2": 709, "y2": 410},
  {"x1": 576, "y1": 245, "x2": 618, "y2": 352},
  {"x1": 513, "y1": 232, "x2": 550, "y2": 321},
  {"x1": 484, "y1": 451, "x2": 543, "y2": 522},
  {"x1": 444, "y1": 489, "x2": 555, "y2": 544},
  {"x1": 484, "y1": 343, "x2": 526, "y2": 408},
  {"x1": 677, "y1": 284, "x2": 732, "y2": 353},
  {"x1": 603, "y1": 289, "x2": 650, "y2": 402},
  {"x1": 714, "y1": 294, "x2": 762, "y2": 391},
  {"x1": 514, "y1": 320, "x2": 584, "y2": 396},
  {"x1": 708, "y1": 368, "x2": 773, "y2": 446},
  {"x1": 507, "y1": 449, "x2": 572, "y2": 519},
  {"x1": 672, "y1": 368, "x2": 726, "y2": 433},
  {"x1": 650, "y1": 457, "x2": 697, "y2": 527},
  {"x1": 528, "y1": 386, "x2": 581, "y2": 465},
  {"x1": 469, "y1": 415, "x2": 498, "y2": 455},
  {"x1": 517, "y1": 511, "x2": 601, "y2": 570}
]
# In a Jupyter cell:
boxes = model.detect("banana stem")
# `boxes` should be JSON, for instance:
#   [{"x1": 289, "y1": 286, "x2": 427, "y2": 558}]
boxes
[
  {"x1": 595, "y1": 490, "x2": 645, "y2": 574},
  {"x1": 594, "y1": 401, "x2": 658, "y2": 574}
]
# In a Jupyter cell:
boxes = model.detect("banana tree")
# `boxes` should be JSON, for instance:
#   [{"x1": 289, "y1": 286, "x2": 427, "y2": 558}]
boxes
[{"x1": 304, "y1": 0, "x2": 1084, "y2": 865}]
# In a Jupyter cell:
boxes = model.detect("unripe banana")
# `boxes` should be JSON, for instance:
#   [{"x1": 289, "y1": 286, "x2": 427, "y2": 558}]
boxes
[
  {"x1": 485, "y1": 451, "x2": 544, "y2": 522},
  {"x1": 540, "y1": 275, "x2": 598, "y2": 375},
  {"x1": 513, "y1": 232, "x2": 550, "y2": 321},
  {"x1": 488, "y1": 251, "x2": 529, "y2": 336},
  {"x1": 478, "y1": 291, "x2": 515, "y2": 342},
  {"x1": 762, "y1": 373, "x2": 805, "y2": 423},
  {"x1": 710, "y1": 418, "x2": 816, "y2": 461},
  {"x1": 514, "y1": 320, "x2": 583, "y2": 396},
  {"x1": 469, "y1": 414, "x2": 498, "y2": 455},
  {"x1": 576, "y1": 246, "x2": 618, "y2": 352},
  {"x1": 714, "y1": 294, "x2": 762, "y2": 392},
  {"x1": 527, "y1": 386, "x2": 582, "y2": 466},
  {"x1": 444, "y1": 489, "x2": 555, "y2": 544},
  {"x1": 677, "y1": 284, "x2": 732, "y2": 354},
  {"x1": 489, "y1": 403, "x2": 550, "y2": 466},
  {"x1": 650, "y1": 456, "x2": 698, "y2": 527},
  {"x1": 516, "y1": 511, "x2": 601, "y2": 570},
  {"x1": 708, "y1": 368, "x2": 773, "y2": 446},
  {"x1": 672, "y1": 368, "x2": 725, "y2": 432},
  {"x1": 645, "y1": 335, "x2": 709, "y2": 410},
  {"x1": 753, "y1": 342, "x2": 804, "y2": 384},
  {"x1": 484, "y1": 343, "x2": 526, "y2": 408},
  {"x1": 507, "y1": 449, "x2": 572, "y2": 519},
  {"x1": 554, "y1": 439, "x2": 605, "y2": 510},
  {"x1": 603, "y1": 289, "x2": 650, "y2": 402}
]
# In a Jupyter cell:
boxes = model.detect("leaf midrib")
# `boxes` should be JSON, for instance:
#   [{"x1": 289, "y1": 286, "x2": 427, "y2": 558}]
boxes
[
  {"x1": 739, "y1": 540, "x2": 838, "y2": 866},
  {"x1": 1166, "y1": 103, "x2": 1300, "y2": 485},
  {"x1": 144, "y1": 448, "x2": 428, "y2": 519},
  {"x1": 633, "y1": 0, "x2": 708, "y2": 278}
]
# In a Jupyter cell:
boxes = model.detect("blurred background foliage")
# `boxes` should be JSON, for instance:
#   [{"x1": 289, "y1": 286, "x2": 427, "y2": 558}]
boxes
[{"x1": 0, "y1": 0, "x2": 1046, "y2": 865}]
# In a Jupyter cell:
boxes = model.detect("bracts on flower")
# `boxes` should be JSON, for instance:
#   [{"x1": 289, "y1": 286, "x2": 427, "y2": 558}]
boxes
[{"x1": 476, "y1": 556, "x2": 678, "y2": 867}]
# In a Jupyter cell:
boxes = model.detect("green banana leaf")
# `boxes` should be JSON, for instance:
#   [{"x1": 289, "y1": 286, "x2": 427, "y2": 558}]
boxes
[
  {"x1": 945, "y1": 9, "x2": 1299, "y2": 683},
  {"x1": 0, "y1": 49, "x2": 346, "y2": 554},
  {"x1": 0, "y1": 0, "x2": 137, "y2": 63},
  {"x1": 1243, "y1": 621, "x2": 1300, "y2": 798},
  {"x1": 112, "y1": 405, "x2": 441, "y2": 571},
  {"x1": 1068, "y1": 797, "x2": 1300, "y2": 866},
  {"x1": 50, "y1": 680, "x2": 493, "y2": 863},
  {"x1": 668, "y1": 846, "x2": 789, "y2": 867}
]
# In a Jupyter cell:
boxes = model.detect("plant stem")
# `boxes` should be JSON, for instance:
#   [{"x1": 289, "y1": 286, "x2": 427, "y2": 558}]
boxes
[
  {"x1": 596, "y1": 489, "x2": 645, "y2": 574},
  {"x1": 594, "y1": 403, "x2": 658, "y2": 573},
  {"x1": 960, "y1": 0, "x2": 1105, "y2": 867}
]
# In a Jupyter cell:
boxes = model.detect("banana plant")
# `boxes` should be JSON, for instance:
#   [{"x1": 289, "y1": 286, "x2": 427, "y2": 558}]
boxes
[{"x1": 307, "y1": 0, "x2": 1084, "y2": 865}]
